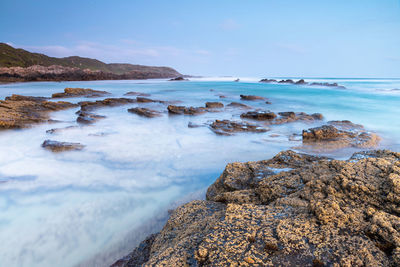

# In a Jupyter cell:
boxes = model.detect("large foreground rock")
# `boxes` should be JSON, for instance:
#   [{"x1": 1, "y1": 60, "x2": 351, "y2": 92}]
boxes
[
  {"x1": 0, "y1": 95, "x2": 77, "y2": 129},
  {"x1": 117, "y1": 150, "x2": 400, "y2": 266}
]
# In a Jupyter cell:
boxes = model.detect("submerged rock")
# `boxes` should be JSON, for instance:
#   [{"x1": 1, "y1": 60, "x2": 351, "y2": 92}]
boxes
[
  {"x1": 123, "y1": 92, "x2": 151, "y2": 97},
  {"x1": 136, "y1": 97, "x2": 164, "y2": 103},
  {"x1": 167, "y1": 105, "x2": 207, "y2": 115},
  {"x1": 226, "y1": 102, "x2": 251, "y2": 109},
  {"x1": 51, "y1": 88, "x2": 110, "y2": 98},
  {"x1": 79, "y1": 98, "x2": 136, "y2": 111},
  {"x1": 0, "y1": 96, "x2": 77, "y2": 129},
  {"x1": 41, "y1": 140, "x2": 84, "y2": 152},
  {"x1": 76, "y1": 111, "x2": 106, "y2": 124},
  {"x1": 259, "y1": 78, "x2": 277, "y2": 83},
  {"x1": 210, "y1": 120, "x2": 269, "y2": 135},
  {"x1": 118, "y1": 150, "x2": 400, "y2": 266},
  {"x1": 205, "y1": 102, "x2": 224, "y2": 108},
  {"x1": 241, "y1": 110, "x2": 323, "y2": 125},
  {"x1": 128, "y1": 107, "x2": 162, "y2": 118},
  {"x1": 240, "y1": 95, "x2": 267, "y2": 101}
]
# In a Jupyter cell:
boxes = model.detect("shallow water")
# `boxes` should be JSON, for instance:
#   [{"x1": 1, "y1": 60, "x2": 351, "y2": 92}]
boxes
[{"x1": 0, "y1": 77, "x2": 399, "y2": 266}]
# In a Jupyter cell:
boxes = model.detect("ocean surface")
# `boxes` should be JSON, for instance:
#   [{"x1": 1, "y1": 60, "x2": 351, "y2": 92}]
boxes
[{"x1": 0, "y1": 77, "x2": 399, "y2": 267}]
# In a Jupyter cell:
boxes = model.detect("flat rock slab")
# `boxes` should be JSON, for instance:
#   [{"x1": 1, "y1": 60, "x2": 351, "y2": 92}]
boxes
[
  {"x1": 123, "y1": 92, "x2": 151, "y2": 97},
  {"x1": 210, "y1": 119, "x2": 269, "y2": 135},
  {"x1": 79, "y1": 98, "x2": 136, "y2": 111},
  {"x1": 41, "y1": 140, "x2": 84, "y2": 152},
  {"x1": 205, "y1": 102, "x2": 224, "y2": 108},
  {"x1": 0, "y1": 96, "x2": 77, "y2": 129},
  {"x1": 240, "y1": 95, "x2": 267, "y2": 101},
  {"x1": 128, "y1": 107, "x2": 162, "y2": 118},
  {"x1": 167, "y1": 105, "x2": 207, "y2": 115},
  {"x1": 52, "y1": 88, "x2": 110, "y2": 98}
]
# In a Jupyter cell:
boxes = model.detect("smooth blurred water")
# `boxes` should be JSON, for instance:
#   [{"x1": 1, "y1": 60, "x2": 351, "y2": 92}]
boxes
[{"x1": 0, "y1": 77, "x2": 399, "y2": 267}]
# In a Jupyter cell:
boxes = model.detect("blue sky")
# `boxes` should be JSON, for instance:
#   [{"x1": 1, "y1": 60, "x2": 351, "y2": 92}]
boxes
[{"x1": 1, "y1": 0, "x2": 400, "y2": 77}]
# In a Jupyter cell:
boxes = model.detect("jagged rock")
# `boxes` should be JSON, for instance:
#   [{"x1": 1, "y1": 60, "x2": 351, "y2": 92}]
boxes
[
  {"x1": 52, "y1": 88, "x2": 110, "y2": 98},
  {"x1": 167, "y1": 105, "x2": 207, "y2": 115},
  {"x1": 0, "y1": 96, "x2": 77, "y2": 129},
  {"x1": 123, "y1": 92, "x2": 151, "y2": 97},
  {"x1": 119, "y1": 150, "x2": 400, "y2": 266},
  {"x1": 273, "y1": 112, "x2": 323, "y2": 124},
  {"x1": 226, "y1": 102, "x2": 251, "y2": 109},
  {"x1": 169, "y1": 77, "x2": 188, "y2": 81},
  {"x1": 240, "y1": 111, "x2": 277, "y2": 120},
  {"x1": 302, "y1": 124, "x2": 380, "y2": 149},
  {"x1": 205, "y1": 102, "x2": 224, "y2": 108},
  {"x1": 41, "y1": 140, "x2": 84, "y2": 152},
  {"x1": 240, "y1": 95, "x2": 267, "y2": 101},
  {"x1": 210, "y1": 120, "x2": 269, "y2": 135},
  {"x1": 128, "y1": 107, "x2": 162, "y2": 118},
  {"x1": 295, "y1": 79, "x2": 307, "y2": 85},
  {"x1": 79, "y1": 98, "x2": 136, "y2": 111},
  {"x1": 278, "y1": 79, "x2": 295, "y2": 84},
  {"x1": 259, "y1": 78, "x2": 277, "y2": 83}
]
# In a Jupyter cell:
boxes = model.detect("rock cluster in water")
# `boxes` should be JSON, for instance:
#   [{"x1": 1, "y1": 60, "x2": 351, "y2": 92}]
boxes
[
  {"x1": 259, "y1": 78, "x2": 346, "y2": 89},
  {"x1": 115, "y1": 149, "x2": 400, "y2": 266},
  {"x1": 52, "y1": 88, "x2": 111, "y2": 98}
]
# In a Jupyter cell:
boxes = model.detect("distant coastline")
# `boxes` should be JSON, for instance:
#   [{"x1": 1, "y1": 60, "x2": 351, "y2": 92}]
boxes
[{"x1": 0, "y1": 43, "x2": 182, "y2": 83}]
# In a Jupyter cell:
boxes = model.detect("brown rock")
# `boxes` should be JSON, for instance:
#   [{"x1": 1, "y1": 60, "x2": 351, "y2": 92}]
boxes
[
  {"x1": 128, "y1": 107, "x2": 162, "y2": 118},
  {"x1": 52, "y1": 88, "x2": 110, "y2": 98},
  {"x1": 0, "y1": 97, "x2": 77, "y2": 129},
  {"x1": 240, "y1": 95, "x2": 267, "y2": 101},
  {"x1": 241, "y1": 111, "x2": 277, "y2": 120},
  {"x1": 123, "y1": 92, "x2": 151, "y2": 97},
  {"x1": 205, "y1": 102, "x2": 224, "y2": 108},
  {"x1": 167, "y1": 105, "x2": 207, "y2": 115},
  {"x1": 119, "y1": 150, "x2": 400, "y2": 266},
  {"x1": 79, "y1": 98, "x2": 136, "y2": 111}
]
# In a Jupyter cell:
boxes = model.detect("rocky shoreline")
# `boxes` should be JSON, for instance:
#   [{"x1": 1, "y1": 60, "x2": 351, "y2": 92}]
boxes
[{"x1": 114, "y1": 149, "x2": 400, "y2": 266}]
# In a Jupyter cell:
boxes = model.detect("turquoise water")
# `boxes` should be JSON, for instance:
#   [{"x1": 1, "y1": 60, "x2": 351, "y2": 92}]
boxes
[{"x1": 0, "y1": 77, "x2": 399, "y2": 266}]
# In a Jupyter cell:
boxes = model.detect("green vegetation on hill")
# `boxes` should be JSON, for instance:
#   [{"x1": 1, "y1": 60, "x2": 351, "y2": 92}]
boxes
[{"x1": 0, "y1": 43, "x2": 179, "y2": 75}]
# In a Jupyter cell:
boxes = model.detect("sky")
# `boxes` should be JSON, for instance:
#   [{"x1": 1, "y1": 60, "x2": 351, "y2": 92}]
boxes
[{"x1": 1, "y1": 0, "x2": 400, "y2": 77}]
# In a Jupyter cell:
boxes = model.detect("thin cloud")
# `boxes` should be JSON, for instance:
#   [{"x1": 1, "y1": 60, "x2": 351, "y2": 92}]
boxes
[{"x1": 219, "y1": 19, "x2": 240, "y2": 31}]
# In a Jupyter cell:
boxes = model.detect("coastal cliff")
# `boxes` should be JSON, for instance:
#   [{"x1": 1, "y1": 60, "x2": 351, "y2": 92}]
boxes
[
  {"x1": 0, "y1": 43, "x2": 181, "y2": 82},
  {"x1": 115, "y1": 150, "x2": 400, "y2": 266}
]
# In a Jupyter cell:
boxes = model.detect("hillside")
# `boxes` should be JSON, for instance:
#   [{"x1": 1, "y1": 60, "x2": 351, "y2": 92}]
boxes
[{"x1": 0, "y1": 43, "x2": 181, "y2": 81}]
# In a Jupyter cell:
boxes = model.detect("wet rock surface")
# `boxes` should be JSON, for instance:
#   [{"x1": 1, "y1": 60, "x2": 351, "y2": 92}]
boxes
[
  {"x1": 76, "y1": 111, "x2": 106, "y2": 124},
  {"x1": 123, "y1": 92, "x2": 151, "y2": 97},
  {"x1": 51, "y1": 88, "x2": 110, "y2": 98},
  {"x1": 79, "y1": 98, "x2": 136, "y2": 112},
  {"x1": 241, "y1": 110, "x2": 323, "y2": 125},
  {"x1": 240, "y1": 95, "x2": 267, "y2": 101},
  {"x1": 0, "y1": 96, "x2": 77, "y2": 129},
  {"x1": 226, "y1": 102, "x2": 251, "y2": 109},
  {"x1": 128, "y1": 107, "x2": 162, "y2": 118},
  {"x1": 167, "y1": 105, "x2": 207, "y2": 115},
  {"x1": 302, "y1": 124, "x2": 380, "y2": 149},
  {"x1": 41, "y1": 140, "x2": 84, "y2": 152},
  {"x1": 118, "y1": 149, "x2": 400, "y2": 266},
  {"x1": 136, "y1": 97, "x2": 164, "y2": 103},
  {"x1": 210, "y1": 120, "x2": 269, "y2": 135},
  {"x1": 240, "y1": 110, "x2": 277, "y2": 120},
  {"x1": 205, "y1": 102, "x2": 224, "y2": 108},
  {"x1": 169, "y1": 77, "x2": 188, "y2": 81}
]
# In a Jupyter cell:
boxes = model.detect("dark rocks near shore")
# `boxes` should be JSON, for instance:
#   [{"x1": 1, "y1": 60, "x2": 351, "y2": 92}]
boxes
[
  {"x1": 128, "y1": 107, "x2": 162, "y2": 118},
  {"x1": 259, "y1": 78, "x2": 277, "y2": 83},
  {"x1": 240, "y1": 95, "x2": 267, "y2": 101},
  {"x1": 123, "y1": 92, "x2": 151, "y2": 97},
  {"x1": 258, "y1": 78, "x2": 346, "y2": 89},
  {"x1": 205, "y1": 102, "x2": 224, "y2": 108},
  {"x1": 210, "y1": 120, "x2": 269, "y2": 135},
  {"x1": 52, "y1": 88, "x2": 110, "y2": 98},
  {"x1": 226, "y1": 102, "x2": 251, "y2": 109},
  {"x1": 79, "y1": 98, "x2": 136, "y2": 112},
  {"x1": 136, "y1": 97, "x2": 164, "y2": 103},
  {"x1": 240, "y1": 110, "x2": 277, "y2": 120},
  {"x1": 310, "y1": 82, "x2": 346, "y2": 89},
  {"x1": 302, "y1": 123, "x2": 380, "y2": 149},
  {"x1": 169, "y1": 76, "x2": 188, "y2": 81},
  {"x1": 41, "y1": 140, "x2": 84, "y2": 152},
  {"x1": 117, "y1": 149, "x2": 400, "y2": 266},
  {"x1": 167, "y1": 105, "x2": 207, "y2": 115},
  {"x1": 76, "y1": 111, "x2": 106, "y2": 124},
  {"x1": 0, "y1": 95, "x2": 77, "y2": 129}
]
